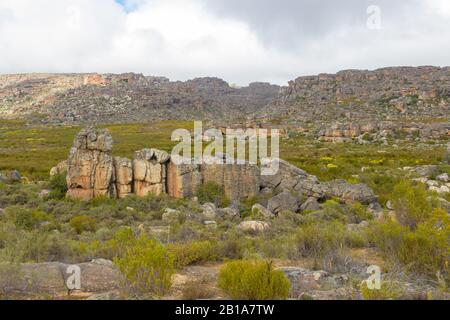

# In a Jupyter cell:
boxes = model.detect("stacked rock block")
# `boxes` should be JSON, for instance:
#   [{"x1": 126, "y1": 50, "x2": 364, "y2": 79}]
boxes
[
  {"x1": 66, "y1": 127, "x2": 116, "y2": 201},
  {"x1": 65, "y1": 128, "x2": 377, "y2": 205},
  {"x1": 133, "y1": 149, "x2": 170, "y2": 197},
  {"x1": 114, "y1": 157, "x2": 133, "y2": 198}
]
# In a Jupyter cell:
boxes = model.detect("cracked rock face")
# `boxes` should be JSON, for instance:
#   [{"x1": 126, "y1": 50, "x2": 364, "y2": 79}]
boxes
[
  {"x1": 133, "y1": 148, "x2": 170, "y2": 197},
  {"x1": 63, "y1": 128, "x2": 379, "y2": 207},
  {"x1": 202, "y1": 158, "x2": 260, "y2": 201},
  {"x1": 114, "y1": 157, "x2": 133, "y2": 198},
  {"x1": 167, "y1": 156, "x2": 202, "y2": 198},
  {"x1": 66, "y1": 127, "x2": 116, "y2": 201}
]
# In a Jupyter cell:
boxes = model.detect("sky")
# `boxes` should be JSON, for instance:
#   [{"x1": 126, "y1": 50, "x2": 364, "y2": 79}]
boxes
[{"x1": 0, "y1": 0, "x2": 449, "y2": 85}]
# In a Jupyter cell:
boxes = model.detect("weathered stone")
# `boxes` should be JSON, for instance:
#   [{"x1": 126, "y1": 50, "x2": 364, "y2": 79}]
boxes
[
  {"x1": 66, "y1": 127, "x2": 116, "y2": 201},
  {"x1": 238, "y1": 220, "x2": 270, "y2": 233},
  {"x1": 300, "y1": 197, "x2": 321, "y2": 212},
  {"x1": 217, "y1": 207, "x2": 241, "y2": 219},
  {"x1": 252, "y1": 204, "x2": 275, "y2": 218},
  {"x1": 50, "y1": 160, "x2": 68, "y2": 177},
  {"x1": 114, "y1": 157, "x2": 133, "y2": 198},
  {"x1": 9, "y1": 170, "x2": 21, "y2": 182},
  {"x1": 201, "y1": 203, "x2": 218, "y2": 220},
  {"x1": 267, "y1": 191, "x2": 300, "y2": 214},
  {"x1": 39, "y1": 189, "x2": 51, "y2": 199},
  {"x1": 437, "y1": 173, "x2": 449, "y2": 183},
  {"x1": 133, "y1": 148, "x2": 170, "y2": 197},
  {"x1": 167, "y1": 156, "x2": 202, "y2": 198},
  {"x1": 325, "y1": 180, "x2": 377, "y2": 204},
  {"x1": 201, "y1": 160, "x2": 260, "y2": 201},
  {"x1": 162, "y1": 208, "x2": 182, "y2": 223}
]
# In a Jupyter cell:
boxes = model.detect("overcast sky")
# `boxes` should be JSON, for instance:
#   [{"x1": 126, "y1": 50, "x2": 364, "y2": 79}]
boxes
[{"x1": 0, "y1": 0, "x2": 449, "y2": 85}]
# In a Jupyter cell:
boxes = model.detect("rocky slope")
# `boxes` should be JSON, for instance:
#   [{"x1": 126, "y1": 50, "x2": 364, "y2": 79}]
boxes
[
  {"x1": 0, "y1": 73, "x2": 280, "y2": 124},
  {"x1": 0, "y1": 67, "x2": 449, "y2": 143}
]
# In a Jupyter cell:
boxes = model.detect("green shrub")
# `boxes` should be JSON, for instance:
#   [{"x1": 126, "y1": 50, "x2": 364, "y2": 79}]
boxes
[
  {"x1": 348, "y1": 203, "x2": 373, "y2": 223},
  {"x1": 113, "y1": 236, "x2": 175, "y2": 297},
  {"x1": 46, "y1": 171, "x2": 67, "y2": 200},
  {"x1": 196, "y1": 182, "x2": 224, "y2": 205},
  {"x1": 5, "y1": 207, "x2": 52, "y2": 231},
  {"x1": 69, "y1": 215, "x2": 97, "y2": 234},
  {"x1": 391, "y1": 180, "x2": 436, "y2": 229},
  {"x1": 295, "y1": 220, "x2": 367, "y2": 271},
  {"x1": 168, "y1": 240, "x2": 218, "y2": 269},
  {"x1": 0, "y1": 262, "x2": 24, "y2": 298},
  {"x1": 398, "y1": 209, "x2": 449, "y2": 277},
  {"x1": 218, "y1": 260, "x2": 290, "y2": 300},
  {"x1": 368, "y1": 209, "x2": 449, "y2": 279},
  {"x1": 360, "y1": 279, "x2": 404, "y2": 300}
]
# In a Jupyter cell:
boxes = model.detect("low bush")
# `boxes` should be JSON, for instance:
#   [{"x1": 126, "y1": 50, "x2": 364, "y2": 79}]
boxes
[
  {"x1": 69, "y1": 215, "x2": 97, "y2": 234},
  {"x1": 0, "y1": 262, "x2": 24, "y2": 299},
  {"x1": 46, "y1": 171, "x2": 67, "y2": 200},
  {"x1": 391, "y1": 180, "x2": 436, "y2": 229},
  {"x1": 295, "y1": 220, "x2": 367, "y2": 271},
  {"x1": 4, "y1": 207, "x2": 53, "y2": 231},
  {"x1": 113, "y1": 235, "x2": 175, "y2": 297},
  {"x1": 360, "y1": 279, "x2": 404, "y2": 300},
  {"x1": 168, "y1": 240, "x2": 218, "y2": 268},
  {"x1": 368, "y1": 209, "x2": 449, "y2": 280},
  {"x1": 196, "y1": 182, "x2": 229, "y2": 207},
  {"x1": 218, "y1": 260, "x2": 290, "y2": 300}
]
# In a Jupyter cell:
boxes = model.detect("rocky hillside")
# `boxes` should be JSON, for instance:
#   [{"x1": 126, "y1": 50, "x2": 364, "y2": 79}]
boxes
[
  {"x1": 0, "y1": 67, "x2": 449, "y2": 136},
  {"x1": 267, "y1": 66, "x2": 450, "y2": 121},
  {"x1": 0, "y1": 73, "x2": 280, "y2": 124}
]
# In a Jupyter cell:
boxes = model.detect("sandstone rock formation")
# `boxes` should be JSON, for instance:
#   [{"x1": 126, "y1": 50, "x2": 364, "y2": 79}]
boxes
[
  {"x1": 167, "y1": 156, "x2": 202, "y2": 198},
  {"x1": 66, "y1": 127, "x2": 116, "y2": 201},
  {"x1": 261, "y1": 158, "x2": 377, "y2": 205},
  {"x1": 133, "y1": 148, "x2": 170, "y2": 197},
  {"x1": 202, "y1": 159, "x2": 260, "y2": 201},
  {"x1": 114, "y1": 157, "x2": 133, "y2": 198},
  {"x1": 63, "y1": 128, "x2": 378, "y2": 207}
]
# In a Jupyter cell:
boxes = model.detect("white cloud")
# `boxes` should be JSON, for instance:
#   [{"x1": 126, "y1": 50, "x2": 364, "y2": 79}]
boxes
[{"x1": 0, "y1": 0, "x2": 449, "y2": 85}]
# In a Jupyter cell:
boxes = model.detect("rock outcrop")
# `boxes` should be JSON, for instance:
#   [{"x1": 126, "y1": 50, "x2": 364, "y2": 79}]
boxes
[
  {"x1": 261, "y1": 158, "x2": 377, "y2": 205},
  {"x1": 167, "y1": 156, "x2": 202, "y2": 198},
  {"x1": 64, "y1": 128, "x2": 264, "y2": 202},
  {"x1": 114, "y1": 157, "x2": 133, "y2": 198},
  {"x1": 202, "y1": 156, "x2": 260, "y2": 201},
  {"x1": 63, "y1": 127, "x2": 378, "y2": 207},
  {"x1": 133, "y1": 149, "x2": 170, "y2": 197},
  {"x1": 66, "y1": 127, "x2": 116, "y2": 201}
]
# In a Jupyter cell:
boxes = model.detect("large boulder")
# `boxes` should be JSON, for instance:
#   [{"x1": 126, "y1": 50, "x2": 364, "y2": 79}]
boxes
[
  {"x1": 238, "y1": 220, "x2": 270, "y2": 233},
  {"x1": 133, "y1": 148, "x2": 170, "y2": 197},
  {"x1": 1, "y1": 260, "x2": 120, "y2": 298},
  {"x1": 252, "y1": 204, "x2": 275, "y2": 218},
  {"x1": 267, "y1": 190, "x2": 300, "y2": 214},
  {"x1": 324, "y1": 180, "x2": 377, "y2": 204},
  {"x1": 66, "y1": 127, "x2": 116, "y2": 201}
]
